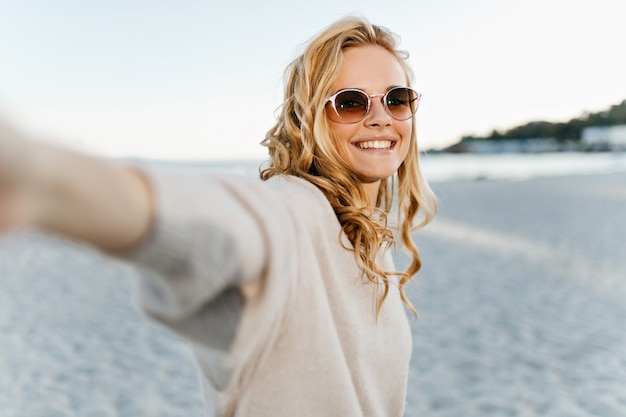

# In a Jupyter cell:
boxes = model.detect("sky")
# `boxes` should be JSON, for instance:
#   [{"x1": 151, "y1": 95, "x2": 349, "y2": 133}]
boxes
[{"x1": 0, "y1": 0, "x2": 624, "y2": 160}]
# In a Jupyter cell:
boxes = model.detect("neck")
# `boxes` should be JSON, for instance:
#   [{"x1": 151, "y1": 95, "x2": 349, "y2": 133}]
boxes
[{"x1": 362, "y1": 181, "x2": 381, "y2": 207}]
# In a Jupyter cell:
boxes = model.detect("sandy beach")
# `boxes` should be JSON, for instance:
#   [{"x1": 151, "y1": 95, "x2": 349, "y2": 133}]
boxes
[
  {"x1": 404, "y1": 171, "x2": 626, "y2": 416},
  {"x1": 1, "y1": 171, "x2": 625, "y2": 417}
]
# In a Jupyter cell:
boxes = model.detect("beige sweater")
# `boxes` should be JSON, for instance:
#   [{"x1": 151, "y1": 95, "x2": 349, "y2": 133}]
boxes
[{"x1": 127, "y1": 170, "x2": 412, "y2": 416}]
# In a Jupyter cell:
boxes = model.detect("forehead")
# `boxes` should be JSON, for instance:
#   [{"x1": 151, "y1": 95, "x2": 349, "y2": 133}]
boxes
[{"x1": 332, "y1": 45, "x2": 407, "y2": 92}]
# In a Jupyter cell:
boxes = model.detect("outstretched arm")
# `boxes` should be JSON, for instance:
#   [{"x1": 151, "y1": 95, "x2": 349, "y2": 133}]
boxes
[{"x1": 0, "y1": 122, "x2": 153, "y2": 252}]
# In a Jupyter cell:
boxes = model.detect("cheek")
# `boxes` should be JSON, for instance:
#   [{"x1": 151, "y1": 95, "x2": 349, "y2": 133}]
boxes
[
  {"x1": 400, "y1": 120, "x2": 413, "y2": 140},
  {"x1": 399, "y1": 122, "x2": 413, "y2": 156},
  {"x1": 329, "y1": 123, "x2": 358, "y2": 148}
]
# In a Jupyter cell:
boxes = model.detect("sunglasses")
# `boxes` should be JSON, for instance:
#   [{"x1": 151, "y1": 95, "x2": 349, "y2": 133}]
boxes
[{"x1": 326, "y1": 86, "x2": 421, "y2": 124}]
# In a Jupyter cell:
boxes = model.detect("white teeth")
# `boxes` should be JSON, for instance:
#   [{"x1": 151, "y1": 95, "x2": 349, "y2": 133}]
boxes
[{"x1": 357, "y1": 140, "x2": 392, "y2": 149}]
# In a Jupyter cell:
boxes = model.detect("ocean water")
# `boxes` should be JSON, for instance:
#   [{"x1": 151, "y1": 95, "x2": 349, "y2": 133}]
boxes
[
  {"x1": 139, "y1": 151, "x2": 626, "y2": 182},
  {"x1": 418, "y1": 151, "x2": 626, "y2": 182}
]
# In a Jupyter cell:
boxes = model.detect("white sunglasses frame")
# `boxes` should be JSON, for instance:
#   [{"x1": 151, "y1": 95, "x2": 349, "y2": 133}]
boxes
[{"x1": 326, "y1": 86, "x2": 421, "y2": 124}]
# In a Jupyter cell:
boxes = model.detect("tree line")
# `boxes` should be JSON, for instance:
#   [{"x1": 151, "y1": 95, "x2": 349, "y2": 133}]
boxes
[{"x1": 460, "y1": 98, "x2": 626, "y2": 143}]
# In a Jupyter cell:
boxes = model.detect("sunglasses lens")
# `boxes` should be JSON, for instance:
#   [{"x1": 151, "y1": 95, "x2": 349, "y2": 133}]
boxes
[
  {"x1": 333, "y1": 90, "x2": 369, "y2": 122},
  {"x1": 386, "y1": 88, "x2": 420, "y2": 120}
]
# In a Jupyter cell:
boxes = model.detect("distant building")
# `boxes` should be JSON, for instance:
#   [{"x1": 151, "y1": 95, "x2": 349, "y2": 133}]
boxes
[
  {"x1": 445, "y1": 138, "x2": 561, "y2": 154},
  {"x1": 581, "y1": 125, "x2": 626, "y2": 151}
]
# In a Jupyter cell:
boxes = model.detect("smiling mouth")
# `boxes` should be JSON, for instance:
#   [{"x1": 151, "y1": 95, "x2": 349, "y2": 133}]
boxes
[{"x1": 355, "y1": 140, "x2": 394, "y2": 150}]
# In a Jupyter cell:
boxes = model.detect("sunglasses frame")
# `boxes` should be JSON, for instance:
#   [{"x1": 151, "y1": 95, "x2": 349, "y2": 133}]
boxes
[{"x1": 326, "y1": 86, "x2": 421, "y2": 124}]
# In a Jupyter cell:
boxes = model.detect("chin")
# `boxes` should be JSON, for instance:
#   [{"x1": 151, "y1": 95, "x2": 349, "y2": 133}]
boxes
[{"x1": 357, "y1": 171, "x2": 395, "y2": 183}]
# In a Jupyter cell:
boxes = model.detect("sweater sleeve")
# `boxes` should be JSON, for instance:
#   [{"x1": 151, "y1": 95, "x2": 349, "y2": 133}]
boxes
[
  {"x1": 122, "y1": 168, "x2": 293, "y2": 388},
  {"x1": 121, "y1": 169, "x2": 336, "y2": 400},
  {"x1": 126, "y1": 168, "x2": 268, "y2": 319}
]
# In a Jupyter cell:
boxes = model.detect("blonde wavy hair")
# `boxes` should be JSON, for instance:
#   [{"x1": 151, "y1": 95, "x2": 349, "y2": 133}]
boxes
[{"x1": 260, "y1": 16, "x2": 437, "y2": 316}]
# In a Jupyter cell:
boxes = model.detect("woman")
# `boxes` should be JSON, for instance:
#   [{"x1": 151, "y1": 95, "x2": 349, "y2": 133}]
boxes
[{"x1": 0, "y1": 16, "x2": 436, "y2": 417}]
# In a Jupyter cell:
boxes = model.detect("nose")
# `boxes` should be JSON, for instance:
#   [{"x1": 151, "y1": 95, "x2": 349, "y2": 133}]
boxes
[{"x1": 365, "y1": 94, "x2": 392, "y2": 126}]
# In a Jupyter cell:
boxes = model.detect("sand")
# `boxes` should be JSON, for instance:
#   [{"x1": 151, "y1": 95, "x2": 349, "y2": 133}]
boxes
[
  {"x1": 403, "y1": 172, "x2": 626, "y2": 416},
  {"x1": 1, "y1": 171, "x2": 625, "y2": 416}
]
